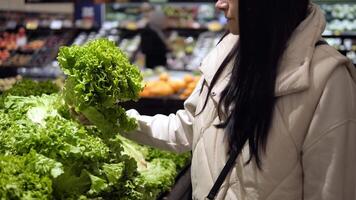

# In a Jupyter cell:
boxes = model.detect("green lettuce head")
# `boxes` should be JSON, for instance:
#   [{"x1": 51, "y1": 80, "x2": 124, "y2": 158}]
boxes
[{"x1": 57, "y1": 39, "x2": 143, "y2": 137}]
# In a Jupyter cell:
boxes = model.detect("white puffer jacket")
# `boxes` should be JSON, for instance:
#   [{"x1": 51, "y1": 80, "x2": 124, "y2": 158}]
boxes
[{"x1": 125, "y1": 4, "x2": 356, "y2": 200}]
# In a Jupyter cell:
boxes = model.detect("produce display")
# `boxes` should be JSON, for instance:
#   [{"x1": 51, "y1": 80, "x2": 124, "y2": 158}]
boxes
[
  {"x1": 119, "y1": 35, "x2": 141, "y2": 61},
  {"x1": 1, "y1": 79, "x2": 60, "y2": 97},
  {"x1": 0, "y1": 11, "x2": 73, "y2": 31},
  {"x1": 163, "y1": 5, "x2": 201, "y2": 29},
  {"x1": 0, "y1": 76, "x2": 22, "y2": 91},
  {"x1": 0, "y1": 28, "x2": 73, "y2": 68},
  {"x1": 5, "y1": 54, "x2": 32, "y2": 66},
  {"x1": 321, "y1": 4, "x2": 356, "y2": 34},
  {"x1": 0, "y1": 2, "x2": 354, "y2": 198},
  {"x1": 187, "y1": 31, "x2": 223, "y2": 70},
  {"x1": 140, "y1": 71, "x2": 200, "y2": 99},
  {"x1": 106, "y1": 3, "x2": 216, "y2": 30},
  {"x1": 0, "y1": 28, "x2": 26, "y2": 51},
  {"x1": 166, "y1": 32, "x2": 196, "y2": 70},
  {"x1": 347, "y1": 51, "x2": 356, "y2": 65},
  {"x1": 0, "y1": 50, "x2": 10, "y2": 65},
  {"x1": 0, "y1": 38, "x2": 190, "y2": 199},
  {"x1": 72, "y1": 26, "x2": 121, "y2": 47}
]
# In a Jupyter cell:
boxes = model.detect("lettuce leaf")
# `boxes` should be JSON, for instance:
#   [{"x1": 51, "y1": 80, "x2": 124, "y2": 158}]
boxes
[
  {"x1": 0, "y1": 150, "x2": 61, "y2": 200},
  {"x1": 57, "y1": 39, "x2": 143, "y2": 136}
]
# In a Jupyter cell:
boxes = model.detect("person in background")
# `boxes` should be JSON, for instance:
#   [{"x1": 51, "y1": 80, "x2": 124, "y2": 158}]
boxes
[
  {"x1": 140, "y1": 4, "x2": 170, "y2": 69},
  {"x1": 75, "y1": 0, "x2": 356, "y2": 199}
]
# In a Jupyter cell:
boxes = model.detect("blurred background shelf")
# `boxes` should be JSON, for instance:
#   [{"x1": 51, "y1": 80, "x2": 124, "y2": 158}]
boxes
[{"x1": 0, "y1": 0, "x2": 355, "y2": 90}]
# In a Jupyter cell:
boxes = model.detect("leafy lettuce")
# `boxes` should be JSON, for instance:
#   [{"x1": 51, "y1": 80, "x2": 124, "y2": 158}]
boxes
[
  {"x1": 0, "y1": 150, "x2": 61, "y2": 200},
  {"x1": 0, "y1": 38, "x2": 190, "y2": 199},
  {"x1": 0, "y1": 94, "x2": 136, "y2": 199},
  {"x1": 57, "y1": 39, "x2": 143, "y2": 137},
  {"x1": 0, "y1": 93, "x2": 190, "y2": 199}
]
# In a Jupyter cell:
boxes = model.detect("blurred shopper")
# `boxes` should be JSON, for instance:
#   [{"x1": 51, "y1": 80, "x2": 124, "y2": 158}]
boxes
[
  {"x1": 140, "y1": 5, "x2": 169, "y2": 69},
  {"x1": 77, "y1": 0, "x2": 356, "y2": 199}
]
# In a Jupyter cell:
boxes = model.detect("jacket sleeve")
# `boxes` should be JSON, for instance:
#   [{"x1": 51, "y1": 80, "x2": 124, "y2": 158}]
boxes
[
  {"x1": 122, "y1": 78, "x2": 204, "y2": 153},
  {"x1": 302, "y1": 66, "x2": 356, "y2": 200}
]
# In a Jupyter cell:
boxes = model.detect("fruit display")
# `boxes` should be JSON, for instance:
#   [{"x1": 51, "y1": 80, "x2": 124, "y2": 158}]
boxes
[
  {"x1": 0, "y1": 29, "x2": 73, "y2": 68},
  {"x1": 22, "y1": 39, "x2": 45, "y2": 51},
  {"x1": 5, "y1": 54, "x2": 32, "y2": 66},
  {"x1": 0, "y1": 11, "x2": 75, "y2": 70},
  {"x1": 0, "y1": 28, "x2": 27, "y2": 51},
  {"x1": 0, "y1": 50, "x2": 10, "y2": 65},
  {"x1": 140, "y1": 71, "x2": 200, "y2": 99},
  {"x1": 180, "y1": 74, "x2": 200, "y2": 99},
  {"x1": 0, "y1": 75, "x2": 22, "y2": 91}
]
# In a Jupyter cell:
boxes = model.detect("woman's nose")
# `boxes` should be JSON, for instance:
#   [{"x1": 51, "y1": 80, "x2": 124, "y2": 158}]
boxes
[{"x1": 215, "y1": 0, "x2": 229, "y2": 11}]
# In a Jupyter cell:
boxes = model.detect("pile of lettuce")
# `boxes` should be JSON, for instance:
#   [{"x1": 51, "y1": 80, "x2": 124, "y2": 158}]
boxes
[
  {"x1": 57, "y1": 39, "x2": 143, "y2": 137},
  {"x1": 0, "y1": 39, "x2": 190, "y2": 199},
  {"x1": 2, "y1": 79, "x2": 60, "y2": 97}
]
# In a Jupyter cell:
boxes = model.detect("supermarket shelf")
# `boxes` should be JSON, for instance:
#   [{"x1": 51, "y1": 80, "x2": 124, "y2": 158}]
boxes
[
  {"x1": 323, "y1": 34, "x2": 356, "y2": 38},
  {"x1": 0, "y1": 67, "x2": 17, "y2": 78},
  {"x1": 314, "y1": 0, "x2": 356, "y2": 4},
  {"x1": 109, "y1": 1, "x2": 214, "y2": 6}
]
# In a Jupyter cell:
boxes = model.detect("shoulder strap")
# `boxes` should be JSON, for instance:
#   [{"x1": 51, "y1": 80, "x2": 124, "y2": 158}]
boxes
[
  {"x1": 217, "y1": 31, "x2": 230, "y2": 45},
  {"x1": 315, "y1": 40, "x2": 328, "y2": 47},
  {"x1": 206, "y1": 150, "x2": 239, "y2": 200}
]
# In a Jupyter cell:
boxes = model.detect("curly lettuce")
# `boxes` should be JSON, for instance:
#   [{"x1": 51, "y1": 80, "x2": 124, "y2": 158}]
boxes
[
  {"x1": 0, "y1": 39, "x2": 190, "y2": 199},
  {"x1": 57, "y1": 39, "x2": 143, "y2": 137},
  {"x1": 0, "y1": 150, "x2": 61, "y2": 200}
]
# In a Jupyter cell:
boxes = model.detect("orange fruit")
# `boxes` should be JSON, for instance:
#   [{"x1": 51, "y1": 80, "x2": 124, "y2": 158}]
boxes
[
  {"x1": 159, "y1": 73, "x2": 170, "y2": 82},
  {"x1": 183, "y1": 74, "x2": 194, "y2": 84}
]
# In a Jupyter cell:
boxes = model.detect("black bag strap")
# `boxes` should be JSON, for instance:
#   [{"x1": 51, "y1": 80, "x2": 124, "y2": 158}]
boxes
[
  {"x1": 315, "y1": 40, "x2": 328, "y2": 47},
  {"x1": 206, "y1": 149, "x2": 239, "y2": 200}
]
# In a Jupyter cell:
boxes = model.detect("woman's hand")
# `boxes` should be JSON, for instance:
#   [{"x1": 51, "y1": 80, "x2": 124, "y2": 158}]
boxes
[{"x1": 69, "y1": 107, "x2": 92, "y2": 125}]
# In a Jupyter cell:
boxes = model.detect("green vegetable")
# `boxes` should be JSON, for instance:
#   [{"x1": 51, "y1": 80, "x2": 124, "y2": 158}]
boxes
[
  {"x1": 0, "y1": 79, "x2": 60, "y2": 109},
  {"x1": 117, "y1": 135, "x2": 191, "y2": 199},
  {"x1": 146, "y1": 148, "x2": 191, "y2": 172},
  {"x1": 0, "y1": 150, "x2": 61, "y2": 200},
  {"x1": 0, "y1": 39, "x2": 190, "y2": 199},
  {"x1": 57, "y1": 39, "x2": 143, "y2": 137},
  {"x1": 0, "y1": 94, "x2": 135, "y2": 199},
  {"x1": 133, "y1": 158, "x2": 177, "y2": 200},
  {"x1": 3, "y1": 79, "x2": 60, "y2": 97},
  {"x1": 0, "y1": 94, "x2": 190, "y2": 199}
]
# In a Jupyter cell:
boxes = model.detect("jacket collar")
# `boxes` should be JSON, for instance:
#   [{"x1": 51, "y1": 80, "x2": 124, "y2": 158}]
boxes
[{"x1": 198, "y1": 3, "x2": 326, "y2": 97}]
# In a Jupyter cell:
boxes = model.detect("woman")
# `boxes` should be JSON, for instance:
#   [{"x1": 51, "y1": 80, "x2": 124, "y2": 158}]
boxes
[{"x1": 124, "y1": 0, "x2": 356, "y2": 199}]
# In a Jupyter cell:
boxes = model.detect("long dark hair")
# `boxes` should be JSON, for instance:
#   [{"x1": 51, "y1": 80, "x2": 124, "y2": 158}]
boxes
[{"x1": 201, "y1": 0, "x2": 309, "y2": 168}]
